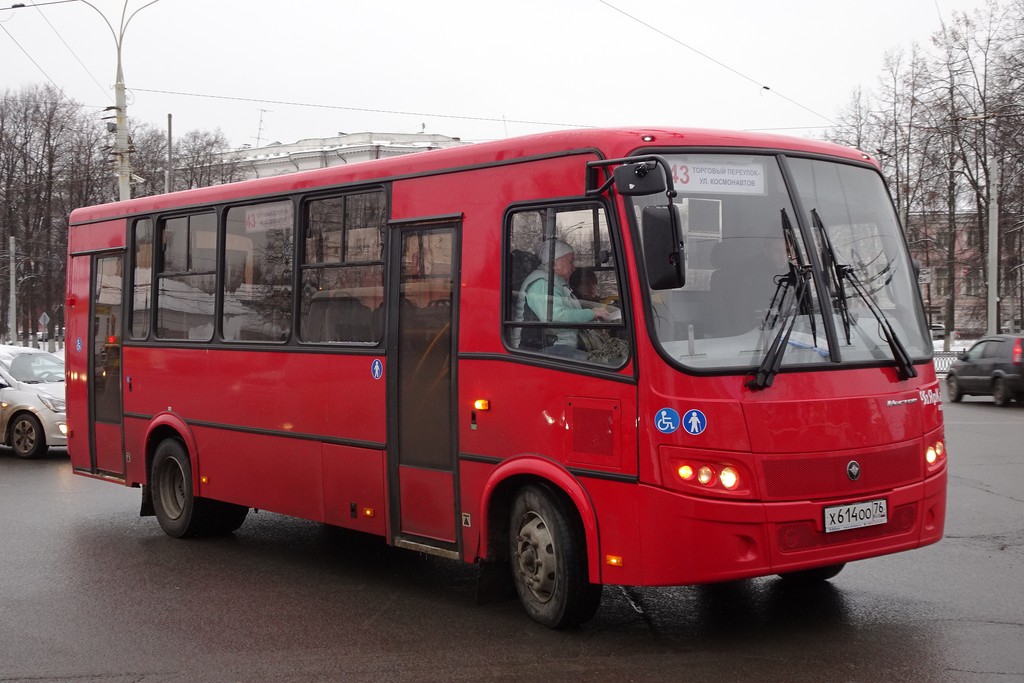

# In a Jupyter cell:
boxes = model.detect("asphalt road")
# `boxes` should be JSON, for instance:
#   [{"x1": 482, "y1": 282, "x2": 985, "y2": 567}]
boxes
[{"x1": 1, "y1": 393, "x2": 1022, "y2": 682}]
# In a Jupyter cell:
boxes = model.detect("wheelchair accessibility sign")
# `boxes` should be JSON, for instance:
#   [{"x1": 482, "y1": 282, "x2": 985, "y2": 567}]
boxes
[
  {"x1": 654, "y1": 408, "x2": 680, "y2": 434},
  {"x1": 654, "y1": 408, "x2": 707, "y2": 435}
]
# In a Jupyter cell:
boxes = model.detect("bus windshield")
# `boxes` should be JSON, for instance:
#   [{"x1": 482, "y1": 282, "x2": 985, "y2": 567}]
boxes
[{"x1": 636, "y1": 153, "x2": 931, "y2": 372}]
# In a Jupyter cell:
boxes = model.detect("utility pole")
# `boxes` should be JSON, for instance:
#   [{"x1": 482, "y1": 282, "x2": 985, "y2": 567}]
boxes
[
  {"x1": 165, "y1": 113, "x2": 173, "y2": 194},
  {"x1": 987, "y1": 156, "x2": 999, "y2": 335},
  {"x1": 8, "y1": 236, "x2": 15, "y2": 343}
]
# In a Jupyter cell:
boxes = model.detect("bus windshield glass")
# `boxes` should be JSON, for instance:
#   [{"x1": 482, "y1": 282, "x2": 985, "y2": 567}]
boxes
[{"x1": 635, "y1": 153, "x2": 931, "y2": 372}]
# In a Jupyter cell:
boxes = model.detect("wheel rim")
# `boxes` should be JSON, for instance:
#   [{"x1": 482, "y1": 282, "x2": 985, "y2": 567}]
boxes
[
  {"x1": 12, "y1": 419, "x2": 37, "y2": 455},
  {"x1": 514, "y1": 511, "x2": 557, "y2": 603},
  {"x1": 156, "y1": 458, "x2": 186, "y2": 521}
]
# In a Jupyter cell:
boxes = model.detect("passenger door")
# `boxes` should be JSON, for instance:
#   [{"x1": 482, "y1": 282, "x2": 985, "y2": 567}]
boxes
[
  {"x1": 89, "y1": 252, "x2": 126, "y2": 477},
  {"x1": 387, "y1": 221, "x2": 460, "y2": 557}
]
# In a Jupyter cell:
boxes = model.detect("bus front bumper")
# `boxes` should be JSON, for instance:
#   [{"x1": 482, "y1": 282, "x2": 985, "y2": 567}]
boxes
[{"x1": 600, "y1": 471, "x2": 946, "y2": 587}]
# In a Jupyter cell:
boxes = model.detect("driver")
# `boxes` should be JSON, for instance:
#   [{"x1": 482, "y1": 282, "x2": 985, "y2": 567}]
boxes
[{"x1": 516, "y1": 239, "x2": 609, "y2": 359}]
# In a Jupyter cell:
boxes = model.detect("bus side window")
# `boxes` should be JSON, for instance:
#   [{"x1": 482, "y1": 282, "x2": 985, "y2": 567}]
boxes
[
  {"x1": 300, "y1": 191, "x2": 386, "y2": 344},
  {"x1": 504, "y1": 203, "x2": 628, "y2": 367},
  {"x1": 129, "y1": 218, "x2": 153, "y2": 340},
  {"x1": 156, "y1": 213, "x2": 216, "y2": 341},
  {"x1": 222, "y1": 201, "x2": 294, "y2": 343}
]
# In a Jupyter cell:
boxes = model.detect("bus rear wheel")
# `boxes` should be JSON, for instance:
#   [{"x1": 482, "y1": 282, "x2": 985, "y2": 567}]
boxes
[
  {"x1": 151, "y1": 438, "x2": 249, "y2": 537},
  {"x1": 509, "y1": 484, "x2": 602, "y2": 628},
  {"x1": 152, "y1": 439, "x2": 203, "y2": 538}
]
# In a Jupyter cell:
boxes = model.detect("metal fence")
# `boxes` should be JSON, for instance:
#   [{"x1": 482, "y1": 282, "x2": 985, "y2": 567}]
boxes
[{"x1": 932, "y1": 352, "x2": 960, "y2": 376}]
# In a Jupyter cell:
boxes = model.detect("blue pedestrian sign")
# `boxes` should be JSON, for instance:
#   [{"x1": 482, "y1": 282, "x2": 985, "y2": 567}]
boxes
[
  {"x1": 683, "y1": 409, "x2": 707, "y2": 435},
  {"x1": 654, "y1": 408, "x2": 681, "y2": 434},
  {"x1": 370, "y1": 359, "x2": 383, "y2": 380}
]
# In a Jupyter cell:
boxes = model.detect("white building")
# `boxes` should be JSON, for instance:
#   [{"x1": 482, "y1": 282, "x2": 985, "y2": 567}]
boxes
[{"x1": 223, "y1": 131, "x2": 469, "y2": 179}]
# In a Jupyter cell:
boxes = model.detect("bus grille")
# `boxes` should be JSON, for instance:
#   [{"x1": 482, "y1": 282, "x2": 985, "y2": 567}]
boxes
[
  {"x1": 761, "y1": 443, "x2": 922, "y2": 500},
  {"x1": 776, "y1": 502, "x2": 918, "y2": 553}
]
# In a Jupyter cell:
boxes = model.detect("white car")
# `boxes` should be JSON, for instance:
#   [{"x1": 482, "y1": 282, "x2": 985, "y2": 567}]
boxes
[{"x1": 0, "y1": 345, "x2": 67, "y2": 458}]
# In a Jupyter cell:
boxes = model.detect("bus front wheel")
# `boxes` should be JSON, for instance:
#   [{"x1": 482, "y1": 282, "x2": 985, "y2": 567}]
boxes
[{"x1": 509, "y1": 484, "x2": 602, "y2": 628}]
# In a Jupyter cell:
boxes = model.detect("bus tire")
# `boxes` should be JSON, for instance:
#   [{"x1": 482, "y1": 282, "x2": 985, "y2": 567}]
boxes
[
  {"x1": 509, "y1": 483, "x2": 602, "y2": 628},
  {"x1": 777, "y1": 563, "x2": 846, "y2": 583},
  {"x1": 151, "y1": 438, "x2": 206, "y2": 538},
  {"x1": 9, "y1": 413, "x2": 47, "y2": 459}
]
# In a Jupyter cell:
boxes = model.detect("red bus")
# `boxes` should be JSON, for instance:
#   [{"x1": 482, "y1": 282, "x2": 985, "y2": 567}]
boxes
[{"x1": 66, "y1": 127, "x2": 946, "y2": 628}]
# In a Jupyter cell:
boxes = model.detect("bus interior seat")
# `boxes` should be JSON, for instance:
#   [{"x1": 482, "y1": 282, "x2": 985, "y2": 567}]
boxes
[
  {"x1": 325, "y1": 296, "x2": 372, "y2": 342},
  {"x1": 305, "y1": 295, "x2": 372, "y2": 342},
  {"x1": 510, "y1": 249, "x2": 541, "y2": 313},
  {"x1": 509, "y1": 248, "x2": 541, "y2": 348}
]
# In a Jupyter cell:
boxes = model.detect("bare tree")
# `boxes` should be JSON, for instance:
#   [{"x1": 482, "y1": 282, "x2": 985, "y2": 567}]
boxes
[
  {"x1": 129, "y1": 122, "x2": 173, "y2": 198},
  {"x1": 0, "y1": 84, "x2": 85, "y2": 340},
  {"x1": 1, "y1": 84, "x2": 248, "y2": 341},
  {"x1": 833, "y1": 0, "x2": 1024, "y2": 338},
  {"x1": 174, "y1": 129, "x2": 244, "y2": 191}
]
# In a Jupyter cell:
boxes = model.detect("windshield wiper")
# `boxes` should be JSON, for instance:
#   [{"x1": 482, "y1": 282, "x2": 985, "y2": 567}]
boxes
[
  {"x1": 812, "y1": 209, "x2": 852, "y2": 344},
  {"x1": 748, "y1": 209, "x2": 817, "y2": 390},
  {"x1": 812, "y1": 209, "x2": 917, "y2": 381}
]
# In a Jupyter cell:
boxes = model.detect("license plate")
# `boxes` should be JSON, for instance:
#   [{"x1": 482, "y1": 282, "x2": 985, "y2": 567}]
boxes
[{"x1": 824, "y1": 498, "x2": 888, "y2": 533}]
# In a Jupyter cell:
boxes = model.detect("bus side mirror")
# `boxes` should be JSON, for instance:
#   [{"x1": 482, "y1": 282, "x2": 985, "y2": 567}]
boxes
[
  {"x1": 613, "y1": 161, "x2": 667, "y2": 196},
  {"x1": 642, "y1": 205, "x2": 685, "y2": 290}
]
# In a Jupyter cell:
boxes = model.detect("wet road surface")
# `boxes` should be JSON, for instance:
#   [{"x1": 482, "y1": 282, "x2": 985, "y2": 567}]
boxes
[{"x1": 1, "y1": 394, "x2": 1021, "y2": 682}]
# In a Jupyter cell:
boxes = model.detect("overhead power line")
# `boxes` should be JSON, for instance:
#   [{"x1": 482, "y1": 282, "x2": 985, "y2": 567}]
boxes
[
  {"x1": 28, "y1": 0, "x2": 110, "y2": 101},
  {"x1": 132, "y1": 88, "x2": 593, "y2": 130},
  {"x1": 0, "y1": 22, "x2": 67, "y2": 95},
  {"x1": 595, "y1": 0, "x2": 841, "y2": 128},
  {"x1": 0, "y1": 0, "x2": 79, "y2": 12}
]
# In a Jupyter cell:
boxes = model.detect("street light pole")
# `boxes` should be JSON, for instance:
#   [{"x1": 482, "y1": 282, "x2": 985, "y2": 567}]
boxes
[{"x1": 79, "y1": 0, "x2": 162, "y2": 202}]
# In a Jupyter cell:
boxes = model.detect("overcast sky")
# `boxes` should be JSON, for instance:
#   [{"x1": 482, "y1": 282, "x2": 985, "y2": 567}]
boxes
[{"x1": 0, "y1": 0, "x2": 991, "y2": 149}]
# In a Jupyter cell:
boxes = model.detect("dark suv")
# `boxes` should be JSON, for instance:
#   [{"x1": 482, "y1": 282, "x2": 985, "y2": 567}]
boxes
[{"x1": 947, "y1": 334, "x2": 1024, "y2": 406}]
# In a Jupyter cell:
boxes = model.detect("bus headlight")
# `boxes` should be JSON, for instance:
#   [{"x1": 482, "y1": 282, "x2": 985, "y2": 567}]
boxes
[
  {"x1": 664, "y1": 447, "x2": 753, "y2": 497},
  {"x1": 720, "y1": 466, "x2": 739, "y2": 490},
  {"x1": 925, "y1": 438, "x2": 946, "y2": 473}
]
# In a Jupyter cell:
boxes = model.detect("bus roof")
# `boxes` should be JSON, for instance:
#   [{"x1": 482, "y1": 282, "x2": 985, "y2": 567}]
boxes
[{"x1": 69, "y1": 127, "x2": 874, "y2": 224}]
